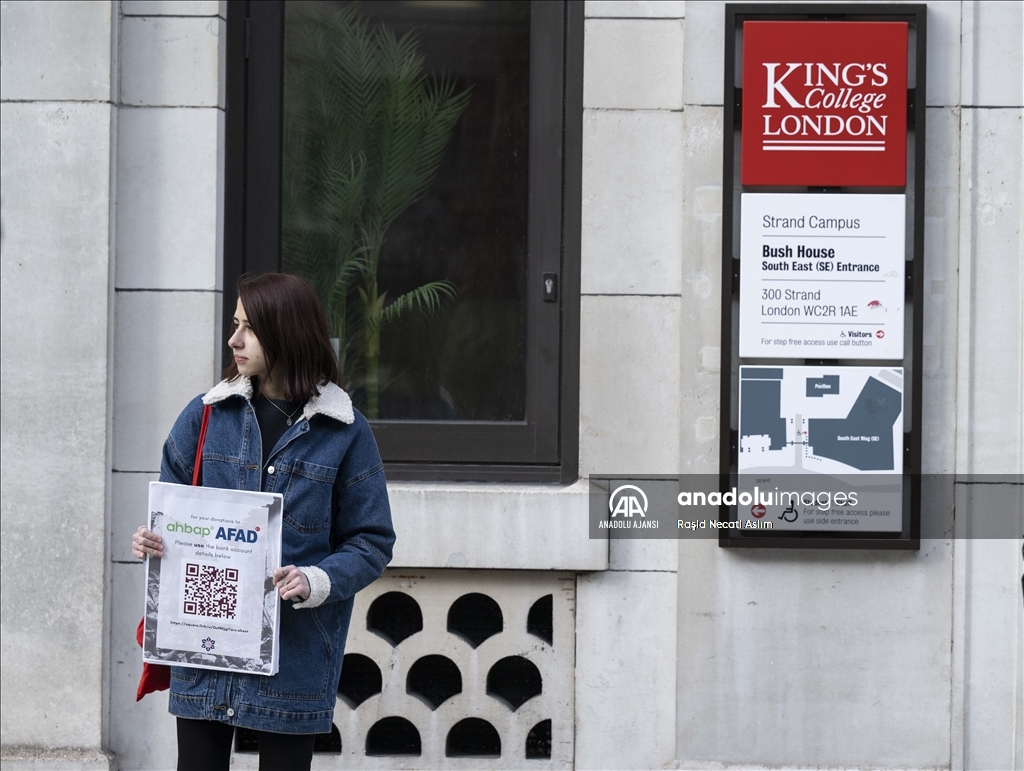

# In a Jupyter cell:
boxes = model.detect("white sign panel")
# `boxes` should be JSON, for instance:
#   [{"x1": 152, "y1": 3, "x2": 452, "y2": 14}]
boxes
[
  {"x1": 143, "y1": 483, "x2": 283, "y2": 675},
  {"x1": 737, "y1": 365, "x2": 903, "y2": 532},
  {"x1": 739, "y1": 193, "x2": 905, "y2": 359}
]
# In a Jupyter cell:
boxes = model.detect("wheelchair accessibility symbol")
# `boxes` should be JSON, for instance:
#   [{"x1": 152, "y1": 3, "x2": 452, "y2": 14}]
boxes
[{"x1": 779, "y1": 502, "x2": 798, "y2": 522}]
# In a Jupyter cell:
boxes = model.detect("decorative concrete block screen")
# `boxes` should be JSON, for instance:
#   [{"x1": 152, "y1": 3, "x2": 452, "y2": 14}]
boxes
[{"x1": 232, "y1": 570, "x2": 575, "y2": 769}]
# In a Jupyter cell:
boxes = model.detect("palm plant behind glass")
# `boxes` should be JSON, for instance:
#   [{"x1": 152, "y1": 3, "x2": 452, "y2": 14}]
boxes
[{"x1": 282, "y1": 2, "x2": 470, "y2": 418}]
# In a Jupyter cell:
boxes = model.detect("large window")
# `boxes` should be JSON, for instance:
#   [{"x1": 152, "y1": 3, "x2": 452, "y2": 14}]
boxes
[{"x1": 224, "y1": 0, "x2": 582, "y2": 481}]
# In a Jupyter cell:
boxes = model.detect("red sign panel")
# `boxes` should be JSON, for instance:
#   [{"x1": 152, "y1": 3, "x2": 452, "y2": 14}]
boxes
[{"x1": 741, "y1": 22, "x2": 908, "y2": 187}]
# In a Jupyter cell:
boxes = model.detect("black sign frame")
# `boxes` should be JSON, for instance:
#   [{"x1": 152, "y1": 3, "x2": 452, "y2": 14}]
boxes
[{"x1": 719, "y1": 4, "x2": 927, "y2": 549}]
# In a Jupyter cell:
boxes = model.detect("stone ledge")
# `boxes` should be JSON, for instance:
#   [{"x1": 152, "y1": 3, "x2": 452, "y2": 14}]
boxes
[
  {"x1": 0, "y1": 747, "x2": 114, "y2": 771},
  {"x1": 388, "y1": 480, "x2": 609, "y2": 571}
]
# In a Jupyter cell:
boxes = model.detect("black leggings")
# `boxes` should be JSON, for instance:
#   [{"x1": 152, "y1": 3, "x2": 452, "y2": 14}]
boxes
[{"x1": 176, "y1": 717, "x2": 315, "y2": 771}]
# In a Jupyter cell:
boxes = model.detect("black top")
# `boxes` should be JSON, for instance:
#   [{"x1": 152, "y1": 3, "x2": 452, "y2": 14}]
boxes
[{"x1": 253, "y1": 392, "x2": 304, "y2": 487}]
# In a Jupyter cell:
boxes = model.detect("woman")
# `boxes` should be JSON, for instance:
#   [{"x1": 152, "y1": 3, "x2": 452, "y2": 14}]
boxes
[{"x1": 131, "y1": 273, "x2": 395, "y2": 771}]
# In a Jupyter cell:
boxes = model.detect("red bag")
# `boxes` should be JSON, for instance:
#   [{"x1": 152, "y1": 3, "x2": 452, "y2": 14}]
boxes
[{"x1": 136, "y1": 403, "x2": 212, "y2": 701}]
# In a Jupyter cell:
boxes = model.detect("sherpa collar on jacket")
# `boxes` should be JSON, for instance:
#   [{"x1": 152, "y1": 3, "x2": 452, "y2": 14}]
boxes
[{"x1": 202, "y1": 376, "x2": 355, "y2": 425}]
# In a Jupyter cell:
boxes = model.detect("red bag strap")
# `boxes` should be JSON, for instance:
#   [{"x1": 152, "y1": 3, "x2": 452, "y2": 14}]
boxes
[
  {"x1": 191, "y1": 404, "x2": 212, "y2": 486},
  {"x1": 137, "y1": 403, "x2": 212, "y2": 702}
]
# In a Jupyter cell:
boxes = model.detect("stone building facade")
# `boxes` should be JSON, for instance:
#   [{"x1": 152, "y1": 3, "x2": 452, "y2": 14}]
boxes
[{"x1": 1, "y1": 1, "x2": 1021, "y2": 769}]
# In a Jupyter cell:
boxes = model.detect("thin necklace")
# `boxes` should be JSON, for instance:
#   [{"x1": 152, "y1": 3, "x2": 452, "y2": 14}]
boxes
[{"x1": 261, "y1": 392, "x2": 303, "y2": 426}]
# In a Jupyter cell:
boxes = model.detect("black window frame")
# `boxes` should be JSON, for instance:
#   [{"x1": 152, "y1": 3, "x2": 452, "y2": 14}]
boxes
[{"x1": 223, "y1": 0, "x2": 583, "y2": 483}]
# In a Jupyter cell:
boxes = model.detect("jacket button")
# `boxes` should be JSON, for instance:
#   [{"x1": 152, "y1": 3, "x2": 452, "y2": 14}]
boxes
[
  {"x1": 227, "y1": 708, "x2": 235, "y2": 717},
  {"x1": 267, "y1": 466, "x2": 275, "y2": 475}
]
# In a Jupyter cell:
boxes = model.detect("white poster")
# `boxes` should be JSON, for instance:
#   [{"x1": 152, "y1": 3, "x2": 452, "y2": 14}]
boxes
[
  {"x1": 143, "y1": 482, "x2": 283, "y2": 675},
  {"x1": 737, "y1": 365, "x2": 904, "y2": 532},
  {"x1": 739, "y1": 193, "x2": 905, "y2": 359}
]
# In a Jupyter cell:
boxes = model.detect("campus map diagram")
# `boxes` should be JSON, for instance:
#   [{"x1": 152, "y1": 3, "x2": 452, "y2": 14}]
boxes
[{"x1": 739, "y1": 366, "x2": 903, "y2": 475}]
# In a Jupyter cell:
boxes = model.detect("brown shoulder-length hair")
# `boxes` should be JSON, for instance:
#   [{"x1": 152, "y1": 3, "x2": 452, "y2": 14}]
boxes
[{"x1": 223, "y1": 273, "x2": 339, "y2": 403}]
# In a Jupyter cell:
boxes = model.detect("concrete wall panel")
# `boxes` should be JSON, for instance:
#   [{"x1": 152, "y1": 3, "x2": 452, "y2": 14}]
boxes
[
  {"x1": 580, "y1": 296, "x2": 682, "y2": 476},
  {"x1": 680, "y1": 105, "x2": 724, "y2": 474},
  {"x1": 576, "y1": 570, "x2": 677, "y2": 770},
  {"x1": 116, "y1": 108, "x2": 220, "y2": 290},
  {"x1": 120, "y1": 16, "x2": 222, "y2": 108},
  {"x1": 682, "y1": 1, "x2": 724, "y2": 107},
  {"x1": 584, "y1": 19, "x2": 684, "y2": 110},
  {"x1": 957, "y1": 490, "x2": 1024, "y2": 771},
  {"x1": 676, "y1": 540, "x2": 954, "y2": 768},
  {"x1": 608, "y1": 537, "x2": 678, "y2": 572},
  {"x1": 581, "y1": 109, "x2": 684, "y2": 295},
  {"x1": 112, "y1": 291, "x2": 219, "y2": 472},
  {"x1": 925, "y1": 1, "x2": 963, "y2": 107},
  {"x1": 0, "y1": 0, "x2": 113, "y2": 102},
  {"x1": 122, "y1": 0, "x2": 222, "y2": 16},
  {"x1": 922, "y1": 107, "x2": 962, "y2": 474},
  {"x1": 585, "y1": 1, "x2": 685, "y2": 19},
  {"x1": 0, "y1": 101, "x2": 113, "y2": 748},
  {"x1": 110, "y1": 471, "x2": 160, "y2": 563},
  {"x1": 962, "y1": 0, "x2": 1024, "y2": 107},
  {"x1": 107, "y1": 561, "x2": 177, "y2": 770},
  {"x1": 388, "y1": 481, "x2": 607, "y2": 571},
  {"x1": 956, "y1": 107, "x2": 1023, "y2": 474}
]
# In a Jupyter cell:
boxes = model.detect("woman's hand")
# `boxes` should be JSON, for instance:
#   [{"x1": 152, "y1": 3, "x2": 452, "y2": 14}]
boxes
[
  {"x1": 132, "y1": 526, "x2": 163, "y2": 559},
  {"x1": 273, "y1": 566, "x2": 311, "y2": 602}
]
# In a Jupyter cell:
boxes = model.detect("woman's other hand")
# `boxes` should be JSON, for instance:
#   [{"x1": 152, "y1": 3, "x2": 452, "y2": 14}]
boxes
[
  {"x1": 132, "y1": 526, "x2": 163, "y2": 559},
  {"x1": 273, "y1": 566, "x2": 311, "y2": 601}
]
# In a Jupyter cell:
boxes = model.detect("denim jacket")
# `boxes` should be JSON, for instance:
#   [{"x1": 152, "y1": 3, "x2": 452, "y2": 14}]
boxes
[{"x1": 161, "y1": 376, "x2": 394, "y2": 734}]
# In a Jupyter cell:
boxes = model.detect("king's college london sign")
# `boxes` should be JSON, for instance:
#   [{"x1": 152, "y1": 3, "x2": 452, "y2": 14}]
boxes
[{"x1": 741, "y1": 21, "x2": 908, "y2": 187}]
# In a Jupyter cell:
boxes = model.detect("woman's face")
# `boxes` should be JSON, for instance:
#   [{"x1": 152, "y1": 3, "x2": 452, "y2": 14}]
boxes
[{"x1": 228, "y1": 298, "x2": 269, "y2": 380}]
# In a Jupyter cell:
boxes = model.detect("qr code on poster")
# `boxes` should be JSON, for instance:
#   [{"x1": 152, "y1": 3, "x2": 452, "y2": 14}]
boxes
[{"x1": 183, "y1": 563, "x2": 239, "y2": 620}]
